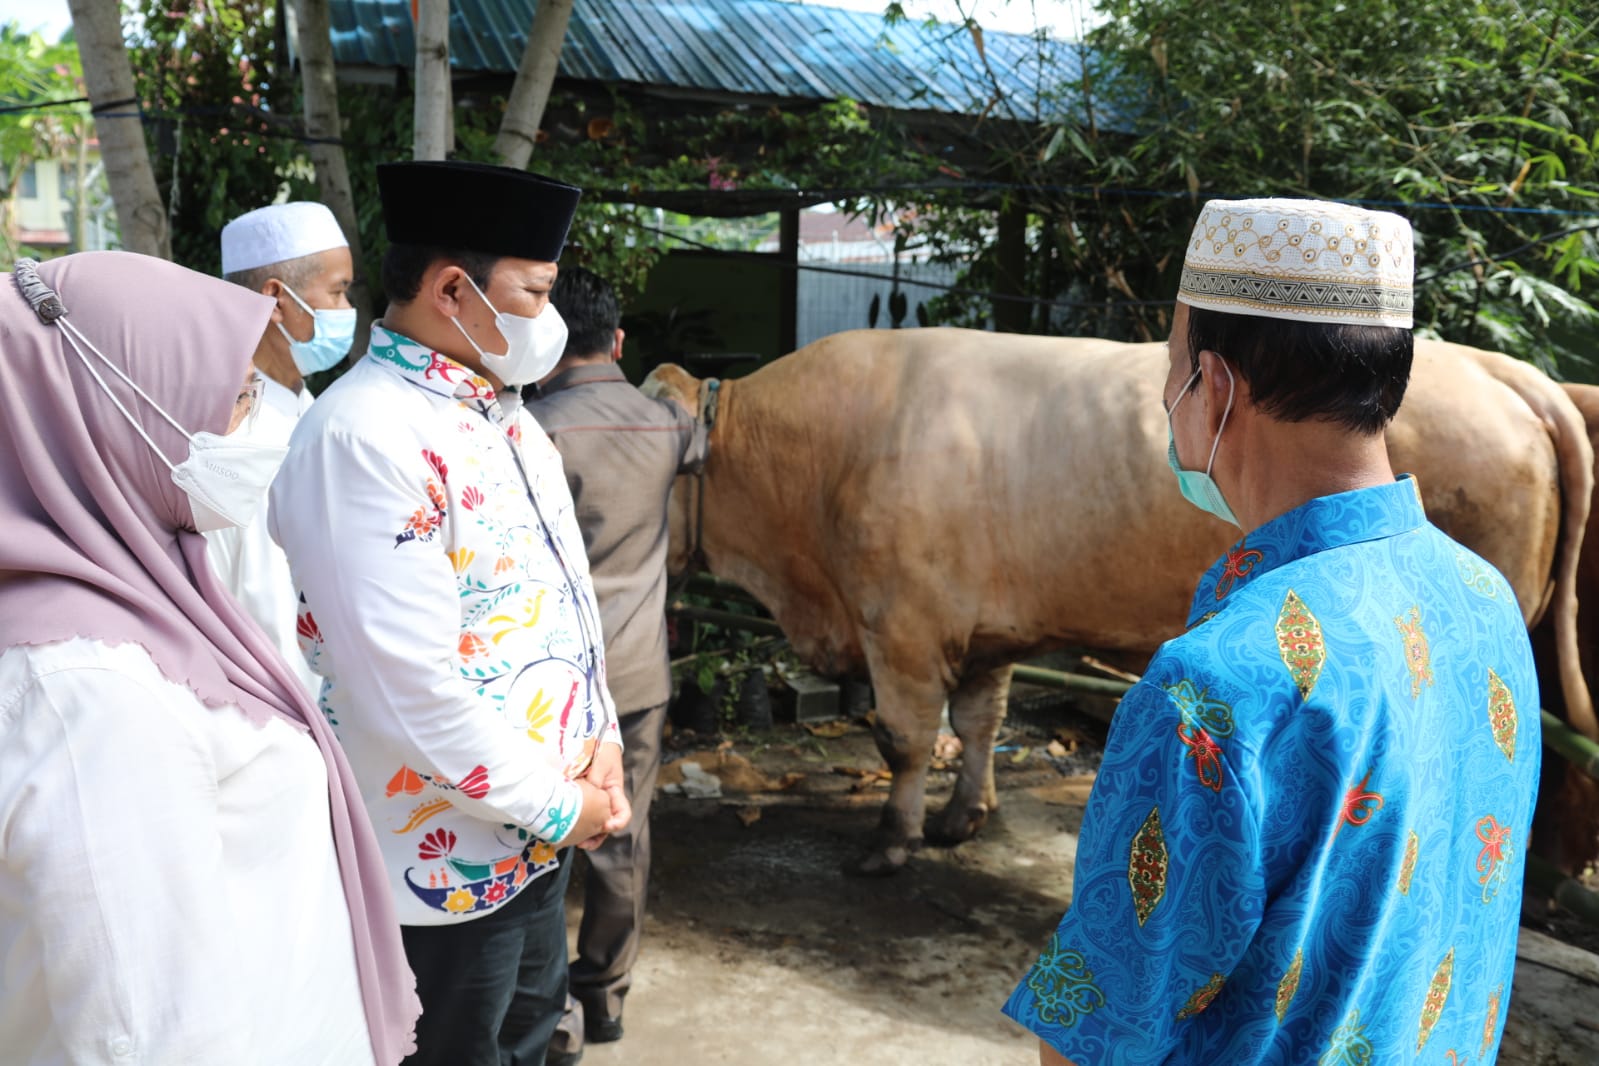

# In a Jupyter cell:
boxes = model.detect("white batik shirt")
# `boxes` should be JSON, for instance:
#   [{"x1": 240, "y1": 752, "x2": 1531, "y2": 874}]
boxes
[
  {"x1": 269, "y1": 324, "x2": 620, "y2": 927},
  {"x1": 203, "y1": 374, "x2": 320, "y2": 698}
]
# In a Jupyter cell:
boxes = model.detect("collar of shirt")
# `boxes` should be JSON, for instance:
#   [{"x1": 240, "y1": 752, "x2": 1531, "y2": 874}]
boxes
[
  {"x1": 1187, "y1": 475, "x2": 1428, "y2": 624},
  {"x1": 537, "y1": 362, "x2": 629, "y2": 397},
  {"x1": 365, "y1": 322, "x2": 514, "y2": 425}
]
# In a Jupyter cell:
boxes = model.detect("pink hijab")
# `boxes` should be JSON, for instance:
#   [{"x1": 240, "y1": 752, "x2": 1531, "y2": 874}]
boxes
[{"x1": 0, "y1": 252, "x2": 419, "y2": 1061}]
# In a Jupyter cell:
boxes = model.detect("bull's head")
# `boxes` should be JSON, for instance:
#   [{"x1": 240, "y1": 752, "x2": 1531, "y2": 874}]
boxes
[{"x1": 641, "y1": 362, "x2": 707, "y2": 576}]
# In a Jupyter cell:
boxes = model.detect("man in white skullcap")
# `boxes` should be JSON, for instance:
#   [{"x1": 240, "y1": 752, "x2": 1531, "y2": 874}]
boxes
[
  {"x1": 1005, "y1": 199, "x2": 1539, "y2": 1065},
  {"x1": 213, "y1": 201, "x2": 355, "y2": 696}
]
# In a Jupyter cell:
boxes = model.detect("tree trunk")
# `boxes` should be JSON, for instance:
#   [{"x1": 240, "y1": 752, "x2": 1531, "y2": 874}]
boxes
[
  {"x1": 65, "y1": 0, "x2": 170, "y2": 259},
  {"x1": 493, "y1": 0, "x2": 574, "y2": 169},
  {"x1": 72, "y1": 132, "x2": 89, "y2": 252},
  {"x1": 413, "y1": 0, "x2": 452, "y2": 160},
  {"x1": 292, "y1": 0, "x2": 374, "y2": 342},
  {"x1": 993, "y1": 203, "x2": 1029, "y2": 334}
]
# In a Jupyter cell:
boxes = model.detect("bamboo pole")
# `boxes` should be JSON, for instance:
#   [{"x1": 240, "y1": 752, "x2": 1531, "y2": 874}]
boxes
[
  {"x1": 1526, "y1": 853, "x2": 1599, "y2": 928},
  {"x1": 1541, "y1": 710, "x2": 1599, "y2": 782}
]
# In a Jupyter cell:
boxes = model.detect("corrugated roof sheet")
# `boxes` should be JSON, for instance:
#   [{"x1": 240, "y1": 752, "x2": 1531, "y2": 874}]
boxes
[{"x1": 326, "y1": 0, "x2": 1089, "y2": 122}]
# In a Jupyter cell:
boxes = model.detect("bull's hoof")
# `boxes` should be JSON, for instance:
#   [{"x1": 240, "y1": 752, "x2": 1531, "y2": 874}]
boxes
[
  {"x1": 926, "y1": 803, "x2": 990, "y2": 846},
  {"x1": 844, "y1": 839, "x2": 921, "y2": 877}
]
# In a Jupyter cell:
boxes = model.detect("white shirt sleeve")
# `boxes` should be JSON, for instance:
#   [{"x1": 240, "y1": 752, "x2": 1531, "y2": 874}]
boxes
[
  {"x1": 0, "y1": 667, "x2": 258, "y2": 1065},
  {"x1": 272, "y1": 426, "x2": 585, "y2": 842}
]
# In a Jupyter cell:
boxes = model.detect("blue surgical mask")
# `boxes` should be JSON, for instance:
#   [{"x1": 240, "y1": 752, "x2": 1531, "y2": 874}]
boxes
[
  {"x1": 1166, "y1": 362, "x2": 1240, "y2": 527},
  {"x1": 277, "y1": 282, "x2": 357, "y2": 375}
]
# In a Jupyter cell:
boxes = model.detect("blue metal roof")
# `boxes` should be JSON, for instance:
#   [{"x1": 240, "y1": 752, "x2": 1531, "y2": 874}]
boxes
[{"x1": 327, "y1": 0, "x2": 1089, "y2": 122}]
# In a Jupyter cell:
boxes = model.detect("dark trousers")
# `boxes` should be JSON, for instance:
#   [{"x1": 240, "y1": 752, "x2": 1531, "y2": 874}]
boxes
[
  {"x1": 551, "y1": 701, "x2": 669, "y2": 1053},
  {"x1": 401, "y1": 851, "x2": 573, "y2": 1066}
]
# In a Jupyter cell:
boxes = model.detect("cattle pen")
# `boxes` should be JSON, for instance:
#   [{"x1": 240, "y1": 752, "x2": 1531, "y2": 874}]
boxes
[{"x1": 668, "y1": 575, "x2": 1599, "y2": 929}]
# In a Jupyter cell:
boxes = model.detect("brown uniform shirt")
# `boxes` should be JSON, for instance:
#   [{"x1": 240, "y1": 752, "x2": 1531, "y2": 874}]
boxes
[{"x1": 527, "y1": 364, "x2": 706, "y2": 714}]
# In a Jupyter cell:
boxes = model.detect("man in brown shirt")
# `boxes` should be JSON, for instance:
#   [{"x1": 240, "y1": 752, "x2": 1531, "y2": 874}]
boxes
[{"x1": 526, "y1": 268, "x2": 706, "y2": 1065}]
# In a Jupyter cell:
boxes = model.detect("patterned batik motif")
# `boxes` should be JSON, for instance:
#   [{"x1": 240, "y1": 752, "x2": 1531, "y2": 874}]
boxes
[
  {"x1": 1481, "y1": 985, "x2": 1503, "y2": 1056},
  {"x1": 1025, "y1": 933, "x2": 1107, "y2": 1028},
  {"x1": 1175, "y1": 974, "x2": 1226, "y2": 1021},
  {"x1": 1215, "y1": 544, "x2": 1265, "y2": 600},
  {"x1": 1276, "y1": 589, "x2": 1326, "y2": 699},
  {"x1": 1275, "y1": 948, "x2": 1304, "y2": 1024},
  {"x1": 1475, "y1": 816, "x2": 1514, "y2": 904},
  {"x1": 1394, "y1": 607, "x2": 1434, "y2": 698},
  {"x1": 1416, "y1": 947, "x2": 1455, "y2": 1051},
  {"x1": 1319, "y1": 1009, "x2": 1374, "y2": 1066},
  {"x1": 1333, "y1": 769, "x2": 1384, "y2": 840},
  {"x1": 1486, "y1": 669, "x2": 1518, "y2": 762},
  {"x1": 1456, "y1": 549, "x2": 1503, "y2": 600},
  {"x1": 1128, "y1": 806, "x2": 1169, "y2": 926},
  {"x1": 1398, "y1": 829, "x2": 1420, "y2": 894},
  {"x1": 1165, "y1": 679, "x2": 1236, "y2": 793}
]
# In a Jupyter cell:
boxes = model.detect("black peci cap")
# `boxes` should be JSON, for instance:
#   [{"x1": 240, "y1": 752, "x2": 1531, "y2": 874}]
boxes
[{"x1": 376, "y1": 160, "x2": 582, "y2": 263}]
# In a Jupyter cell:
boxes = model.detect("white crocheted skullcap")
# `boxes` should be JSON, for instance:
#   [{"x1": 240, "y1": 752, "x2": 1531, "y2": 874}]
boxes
[
  {"x1": 1178, "y1": 198, "x2": 1414, "y2": 328},
  {"x1": 221, "y1": 201, "x2": 348, "y2": 275}
]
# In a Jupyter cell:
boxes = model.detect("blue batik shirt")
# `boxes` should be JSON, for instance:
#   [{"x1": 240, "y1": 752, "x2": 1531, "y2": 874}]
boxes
[{"x1": 1004, "y1": 477, "x2": 1540, "y2": 1065}]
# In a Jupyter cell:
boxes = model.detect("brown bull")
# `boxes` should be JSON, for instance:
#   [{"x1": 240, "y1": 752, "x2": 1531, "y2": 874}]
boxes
[
  {"x1": 645, "y1": 329, "x2": 1593, "y2": 873},
  {"x1": 1528, "y1": 381, "x2": 1599, "y2": 873}
]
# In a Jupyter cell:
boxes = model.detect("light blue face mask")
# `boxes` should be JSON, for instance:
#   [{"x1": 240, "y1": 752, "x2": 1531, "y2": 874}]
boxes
[
  {"x1": 277, "y1": 282, "x2": 357, "y2": 375},
  {"x1": 1166, "y1": 361, "x2": 1240, "y2": 527}
]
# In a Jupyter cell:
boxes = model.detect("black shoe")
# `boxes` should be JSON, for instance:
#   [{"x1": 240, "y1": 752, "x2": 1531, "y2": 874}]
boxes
[
  {"x1": 546, "y1": 1049, "x2": 583, "y2": 1066},
  {"x1": 585, "y1": 1015, "x2": 624, "y2": 1044}
]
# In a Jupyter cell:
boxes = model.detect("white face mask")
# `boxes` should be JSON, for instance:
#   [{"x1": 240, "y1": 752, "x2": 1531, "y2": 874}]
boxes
[
  {"x1": 53, "y1": 317, "x2": 288, "y2": 532},
  {"x1": 449, "y1": 273, "x2": 568, "y2": 387}
]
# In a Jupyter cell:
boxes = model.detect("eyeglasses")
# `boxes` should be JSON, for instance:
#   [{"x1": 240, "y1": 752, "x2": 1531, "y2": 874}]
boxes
[{"x1": 229, "y1": 373, "x2": 264, "y2": 434}]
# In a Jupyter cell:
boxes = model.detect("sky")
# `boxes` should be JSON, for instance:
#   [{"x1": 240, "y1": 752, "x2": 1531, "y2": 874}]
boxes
[
  {"x1": 0, "y1": 0, "x2": 1097, "y2": 45},
  {"x1": 0, "y1": 0, "x2": 70, "y2": 39}
]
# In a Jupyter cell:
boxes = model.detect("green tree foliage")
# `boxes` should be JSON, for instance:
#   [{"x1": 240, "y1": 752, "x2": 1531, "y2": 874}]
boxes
[
  {"x1": 0, "y1": 26, "x2": 87, "y2": 260},
  {"x1": 920, "y1": 0, "x2": 1599, "y2": 373},
  {"x1": 128, "y1": 0, "x2": 314, "y2": 275}
]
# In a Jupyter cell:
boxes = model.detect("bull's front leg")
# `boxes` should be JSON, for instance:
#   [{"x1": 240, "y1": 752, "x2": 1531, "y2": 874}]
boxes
[
  {"x1": 848, "y1": 645, "x2": 947, "y2": 877},
  {"x1": 927, "y1": 663, "x2": 1012, "y2": 846}
]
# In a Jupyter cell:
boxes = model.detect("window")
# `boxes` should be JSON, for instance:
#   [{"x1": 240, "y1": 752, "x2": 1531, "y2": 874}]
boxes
[{"x1": 17, "y1": 164, "x2": 37, "y2": 199}]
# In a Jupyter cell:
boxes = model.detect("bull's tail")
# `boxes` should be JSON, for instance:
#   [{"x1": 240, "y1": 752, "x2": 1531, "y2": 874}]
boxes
[{"x1": 1499, "y1": 361, "x2": 1597, "y2": 738}]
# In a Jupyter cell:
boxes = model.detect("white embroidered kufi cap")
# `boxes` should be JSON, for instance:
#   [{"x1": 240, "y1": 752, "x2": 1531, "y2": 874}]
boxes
[
  {"x1": 1178, "y1": 198, "x2": 1414, "y2": 328},
  {"x1": 220, "y1": 201, "x2": 348, "y2": 275}
]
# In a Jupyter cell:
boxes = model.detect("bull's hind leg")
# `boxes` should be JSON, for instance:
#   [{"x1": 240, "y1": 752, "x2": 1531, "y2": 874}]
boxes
[
  {"x1": 847, "y1": 644, "x2": 947, "y2": 877},
  {"x1": 927, "y1": 664, "x2": 1012, "y2": 846}
]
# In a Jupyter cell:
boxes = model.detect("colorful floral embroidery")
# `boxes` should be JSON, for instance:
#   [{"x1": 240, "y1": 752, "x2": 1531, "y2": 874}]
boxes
[
  {"x1": 1334, "y1": 769, "x2": 1384, "y2": 839},
  {"x1": 1475, "y1": 816, "x2": 1513, "y2": 903},
  {"x1": 1175, "y1": 973, "x2": 1225, "y2": 1020},
  {"x1": 458, "y1": 632, "x2": 489, "y2": 661},
  {"x1": 1417, "y1": 947, "x2": 1454, "y2": 1051},
  {"x1": 1398, "y1": 829, "x2": 1420, "y2": 894},
  {"x1": 386, "y1": 765, "x2": 426, "y2": 797},
  {"x1": 1481, "y1": 985, "x2": 1502, "y2": 1056},
  {"x1": 1394, "y1": 606, "x2": 1434, "y2": 698},
  {"x1": 1318, "y1": 1009, "x2": 1374, "y2": 1065},
  {"x1": 1216, "y1": 544, "x2": 1265, "y2": 599},
  {"x1": 1128, "y1": 806, "x2": 1168, "y2": 926},
  {"x1": 1275, "y1": 948, "x2": 1304, "y2": 1024},
  {"x1": 446, "y1": 548, "x2": 476, "y2": 573},
  {"x1": 1025, "y1": 933, "x2": 1107, "y2": 1028},
  {"x1": 1486, "y1": 669, "x2": 1517, "y2": 762},
  {"x1": 1276, "y1": 589, "x2": 1326, "y2": 700},
  {"x1": 443, "y1": 887, "x2": 477, "y2": 913},
  {"x1": 461, "y1": 485, "x2": 484, "y2": 510}
]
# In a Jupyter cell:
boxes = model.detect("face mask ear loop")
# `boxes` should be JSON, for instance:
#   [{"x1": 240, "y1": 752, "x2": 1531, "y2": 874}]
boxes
[
  {"x1": 457, "y1": 272, "x2": 510, "y2": 358},
  {"x1": 54, "y1": 320, "x2": 182, "y2": 471},
  {"x1": 1204, "y1": 360, "x2": 1237, "y2": 476}
]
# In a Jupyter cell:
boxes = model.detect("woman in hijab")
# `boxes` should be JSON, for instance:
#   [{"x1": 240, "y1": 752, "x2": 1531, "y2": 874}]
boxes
[{"x1": 0, "y1": 252, "x2": 420, "y2": 1064}]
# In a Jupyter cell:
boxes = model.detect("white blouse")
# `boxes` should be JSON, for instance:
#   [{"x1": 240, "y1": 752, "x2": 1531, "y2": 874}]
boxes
[{"x1": 0, "y1": 637, "x2": 374, "y2": 1066}]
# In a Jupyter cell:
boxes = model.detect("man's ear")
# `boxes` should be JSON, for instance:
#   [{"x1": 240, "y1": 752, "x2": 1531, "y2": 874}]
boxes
[
  {"x1": 427, "y1": 264, "x2": 469, "y2": 319},
  {"x1": 260, "y1": 278, "x2": 289, "y2": 325},
  {"x1": 1196, "y1": 349, "x2": 1238, "y2": 435},
  {"x1": 611, "y1": 327, "x2": 625, "y2": 362}
]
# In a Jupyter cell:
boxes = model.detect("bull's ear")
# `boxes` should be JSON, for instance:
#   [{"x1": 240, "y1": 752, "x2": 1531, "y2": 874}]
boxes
[{"x1": 641, "y1": 362, "x2": 694, "y2": 403}]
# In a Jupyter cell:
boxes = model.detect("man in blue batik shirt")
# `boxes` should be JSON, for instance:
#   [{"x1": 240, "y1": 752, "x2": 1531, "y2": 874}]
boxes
[{"x1": 1004, "y1": 198, "x2": 1540, "y2": 1065}]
